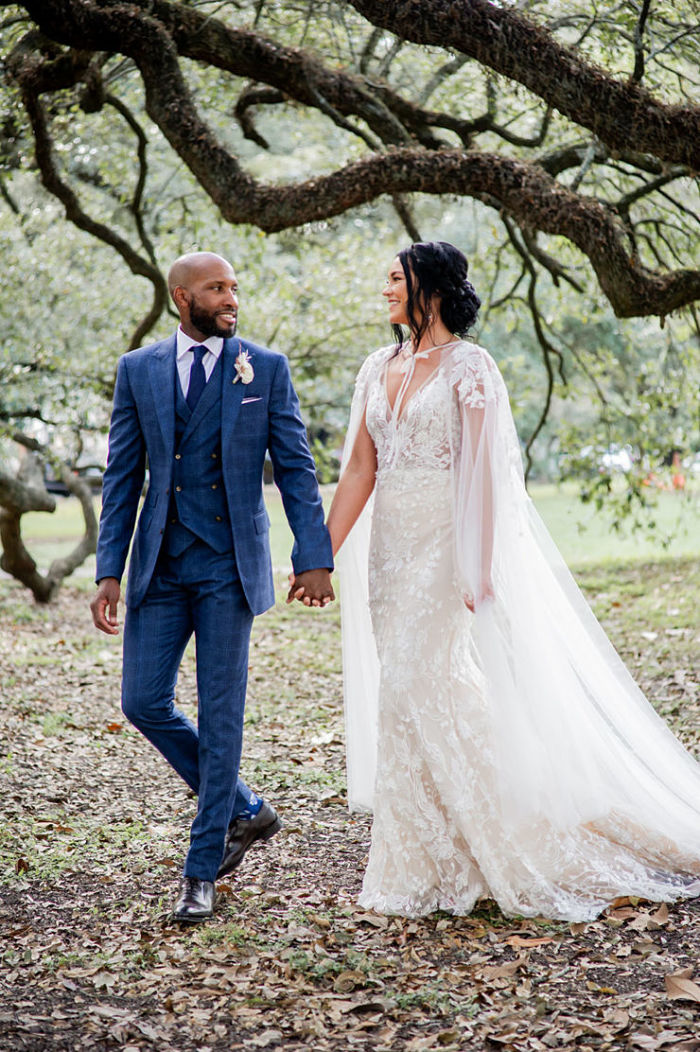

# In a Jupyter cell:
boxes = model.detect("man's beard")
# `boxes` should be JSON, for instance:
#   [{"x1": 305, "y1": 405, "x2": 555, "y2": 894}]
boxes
[{"x1": 189, "y1": 295, "x2": 237, "y2": 338}]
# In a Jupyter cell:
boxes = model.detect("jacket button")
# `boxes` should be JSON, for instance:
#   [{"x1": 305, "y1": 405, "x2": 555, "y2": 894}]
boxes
[
  {"x1": 175, "y1": 485, "x2": 182, "y2": 492},
  {"x1": 211, "y1": 483, "x2": 218, "y2": 490},
  {"x1": 175, "y1": 453, "x2": 182, "y2": 460},
  {"x1": 211, "y1": 452, "x2": 218, "y2": 459},
  {"x1": 215, "y1": 516, "x2": 222, "y2": 522}
]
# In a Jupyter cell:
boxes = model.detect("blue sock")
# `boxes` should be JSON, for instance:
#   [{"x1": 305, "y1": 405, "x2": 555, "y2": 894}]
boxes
[{"x1": 236, "y1": 793, "x2": 263, "y2": 820}]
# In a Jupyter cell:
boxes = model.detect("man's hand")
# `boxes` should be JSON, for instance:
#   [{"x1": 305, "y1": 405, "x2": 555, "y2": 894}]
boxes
[
  {"x1": 90, "y1": 577, "x2": 121, "y2": 634},
  {"x1": 286, "y1": 568, "x2": 335, "y2": 608}
]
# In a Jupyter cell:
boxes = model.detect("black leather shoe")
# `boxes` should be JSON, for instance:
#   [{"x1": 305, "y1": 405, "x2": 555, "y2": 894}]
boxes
[
  {"x1": 216, "y1": 801, "x2": 283, "y2": 880},
  {"x1": 172, "y1": 877, "x2": 216, "y2": 924}
]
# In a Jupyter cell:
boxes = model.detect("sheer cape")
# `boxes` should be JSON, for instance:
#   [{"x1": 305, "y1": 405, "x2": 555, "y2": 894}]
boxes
[{"x1": 337, "y1": 342, "x2": 700, "y2": 912}]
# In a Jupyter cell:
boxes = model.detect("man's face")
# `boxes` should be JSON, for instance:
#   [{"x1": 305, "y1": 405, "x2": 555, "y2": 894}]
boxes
[{"x1": 181, "y1": 261, "x2": 239, "y2": 339}]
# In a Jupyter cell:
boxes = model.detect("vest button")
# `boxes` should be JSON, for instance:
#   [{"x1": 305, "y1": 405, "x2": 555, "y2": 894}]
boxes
[
  {"x1": 175, "y1": 453, "x2": 182, "y2": 460},
  {"x1": 211, "y1": 483, "x2": 218, "y2": 490},
  {"x1": 215, "y1": 515, "x2": 222, "y2": 522},
  {"x1": 211, "y1": 452, "x2": 217, "y2": 459},
  {"x1": 175, "y1": 485, "x2": 182, "y2": 492},
  {"x1": 170, "y1": 518, "x2": 176, "y2": 524}
]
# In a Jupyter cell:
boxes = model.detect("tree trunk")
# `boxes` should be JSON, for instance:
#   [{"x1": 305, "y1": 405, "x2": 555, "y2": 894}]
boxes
[{"x1": 0, "y1": 447, "x2": 98, "y2": 603}]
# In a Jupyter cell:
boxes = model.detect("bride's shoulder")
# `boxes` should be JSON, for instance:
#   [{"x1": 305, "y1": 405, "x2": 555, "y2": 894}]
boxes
[
  {"x1": 446, "y1": 341, "x2": 507, "y2": 402},
  {"x1": 447, "y1": 340, "x2": 501, "y2": 378},
  {"x1": 450, "y1": 339, "x2": 497, "y2": 369}
]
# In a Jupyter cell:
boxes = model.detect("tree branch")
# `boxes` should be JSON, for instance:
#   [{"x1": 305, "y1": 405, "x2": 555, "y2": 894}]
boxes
[
  {"x1": 347, "y1": 0, "x2": 700, "y2": 169},
  {"x1": 503, "y1": 218, "x2": 565, "y2": 481},
  {"x1": 7, "y1": 0, "x2": 700, "y2": 321},
  {"x1": 7, "y1": 38, "x2": 167, "y2": 350},
  {"x1": 0, "y1": 431, "x2": 98, "y2": 602},
  {"x1": 234, "y1": 85, "x2": 284, "y2": 148},
  {"x1": 104, "y1": 92, "x2": 158, "y2": 265},
  {"x1": 630, "y1": 0, "x2": 652, "y2": 84}
]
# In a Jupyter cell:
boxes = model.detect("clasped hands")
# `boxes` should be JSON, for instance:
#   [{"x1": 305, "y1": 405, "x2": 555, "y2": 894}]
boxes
[{"x1": 286, "y1": 568, "x2": 335, "y2": 608}]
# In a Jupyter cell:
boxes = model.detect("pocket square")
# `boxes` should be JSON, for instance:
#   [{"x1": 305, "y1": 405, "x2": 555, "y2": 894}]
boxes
[{"x1": 241, "y1": 396, "x2": 262, "y2": 404}]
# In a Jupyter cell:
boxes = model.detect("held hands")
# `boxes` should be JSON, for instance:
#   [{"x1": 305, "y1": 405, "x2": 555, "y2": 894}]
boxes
[
  {"x1": 90, "y1": 577, "x2": 121, "y2": 634},
  {"x1": 286, "y1": 568, "x2": 335, "y2": 608}
]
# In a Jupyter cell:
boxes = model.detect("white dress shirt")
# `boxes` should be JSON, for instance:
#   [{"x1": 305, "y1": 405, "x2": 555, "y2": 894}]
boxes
[{"x1": 176, "y1": 328, "x2": 224, "y2": 398}]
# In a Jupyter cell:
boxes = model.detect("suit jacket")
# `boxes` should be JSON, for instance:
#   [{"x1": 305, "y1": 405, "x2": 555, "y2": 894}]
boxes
[{"x1": 95, "y1": 334, "x2": 333, "y2": 614}]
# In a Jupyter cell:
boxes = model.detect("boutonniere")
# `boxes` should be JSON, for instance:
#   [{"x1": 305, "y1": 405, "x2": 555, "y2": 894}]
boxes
[{"x1": 233, "y1": 346, "x2": 254, "y2": 384}]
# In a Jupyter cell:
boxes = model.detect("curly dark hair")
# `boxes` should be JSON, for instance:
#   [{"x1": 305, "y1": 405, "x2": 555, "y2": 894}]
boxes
[{"x1": 391, "y1": 241, "x2": 481, "y2": 350}]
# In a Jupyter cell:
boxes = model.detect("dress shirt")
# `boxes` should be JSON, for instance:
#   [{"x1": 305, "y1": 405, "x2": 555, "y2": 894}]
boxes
[{"x1": 176, "y1": 328, "x2": 224, "y2": 398}]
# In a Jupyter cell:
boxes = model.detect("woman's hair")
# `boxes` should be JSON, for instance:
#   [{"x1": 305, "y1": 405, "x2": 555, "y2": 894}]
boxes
[{"x1": 391, "y1": 240, "x2": 481, "y2": 350}]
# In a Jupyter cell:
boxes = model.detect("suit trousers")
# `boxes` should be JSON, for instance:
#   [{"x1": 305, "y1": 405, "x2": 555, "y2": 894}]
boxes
[{"x1": 121, "y1": 539, "x2": 255, "y2": 881}]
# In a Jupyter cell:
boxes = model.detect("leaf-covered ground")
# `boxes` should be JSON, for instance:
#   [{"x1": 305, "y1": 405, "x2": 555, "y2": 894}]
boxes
[{"x1": 1, "y1": 558, "x2": 699, "y2": 1052}]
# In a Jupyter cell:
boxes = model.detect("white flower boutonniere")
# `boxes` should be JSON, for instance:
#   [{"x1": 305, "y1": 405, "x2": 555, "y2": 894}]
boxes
[{"x1": 233, "y1": 347, "x2": 254, "y2": 384}]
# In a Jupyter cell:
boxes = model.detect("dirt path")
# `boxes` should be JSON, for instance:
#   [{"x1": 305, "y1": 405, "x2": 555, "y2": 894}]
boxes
[{"x1": 1, "y1": 560, "x2": 699, "y2": 1051}]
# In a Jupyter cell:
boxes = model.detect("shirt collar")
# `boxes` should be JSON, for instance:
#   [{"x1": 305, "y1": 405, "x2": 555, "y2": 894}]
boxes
[{"x1": 176, "y1": 327, "x2": 224, "y2": 360}]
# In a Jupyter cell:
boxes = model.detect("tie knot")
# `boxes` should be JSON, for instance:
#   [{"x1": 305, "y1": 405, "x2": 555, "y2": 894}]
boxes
[{"x1": 192, "y1": 345, "x2": 207, "y2": 363}]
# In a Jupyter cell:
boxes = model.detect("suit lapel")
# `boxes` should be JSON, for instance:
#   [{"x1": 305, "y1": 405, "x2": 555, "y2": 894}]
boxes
[
  {"x1": 221, "y1": 338, "x2": 246, "y2": 447},
  {"x1": 148, "y1": 335, "x2": 177, "y2": 452}
]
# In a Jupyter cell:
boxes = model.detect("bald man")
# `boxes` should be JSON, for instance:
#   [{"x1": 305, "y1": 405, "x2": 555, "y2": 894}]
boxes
[{"x1": 91, "y1": 252, "x2": 334, "y2": 923}]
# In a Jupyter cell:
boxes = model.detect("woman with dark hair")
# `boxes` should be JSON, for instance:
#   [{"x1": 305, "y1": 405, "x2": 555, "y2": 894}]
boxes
[{"x1": 319, "y1": 241, "x2": 700, "y2": 921}]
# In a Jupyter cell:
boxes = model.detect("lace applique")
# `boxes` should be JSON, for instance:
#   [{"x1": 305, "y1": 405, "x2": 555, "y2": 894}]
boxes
[{"x1": 350, "y1": 342, "x2": 700, "y2": 921}]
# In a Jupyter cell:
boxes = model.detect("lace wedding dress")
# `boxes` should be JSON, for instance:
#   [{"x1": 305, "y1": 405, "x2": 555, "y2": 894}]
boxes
[{"x1": 337, "y1": 341, "x2": 700, "y2": 921}]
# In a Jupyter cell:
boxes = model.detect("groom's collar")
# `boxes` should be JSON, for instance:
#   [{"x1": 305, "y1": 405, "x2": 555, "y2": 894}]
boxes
[{"x1": 176, "y1": 327, "x2": 224, "y2": 361}]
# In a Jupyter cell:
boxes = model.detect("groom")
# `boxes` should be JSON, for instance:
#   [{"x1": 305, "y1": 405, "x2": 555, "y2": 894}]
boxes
[{"x1": 90, "y1": 251, "x2": 334, "y2": 923}]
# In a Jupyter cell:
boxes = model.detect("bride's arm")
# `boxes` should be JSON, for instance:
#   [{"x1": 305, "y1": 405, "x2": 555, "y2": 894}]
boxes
[
  {"x1": 452, "y1": 358, "x2": 498, "y2": 613},
  {"x1": 327, "y1": 408, "x2": 377, "y2": 557},
  {"x1": 462, "y1": 399, "x2": 495, "y2": 612}
]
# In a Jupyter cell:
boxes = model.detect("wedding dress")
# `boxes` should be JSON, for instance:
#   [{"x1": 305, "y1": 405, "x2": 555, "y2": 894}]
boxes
[{"x1": 337, "y1": 340, "x2": 700, "y2": 921}]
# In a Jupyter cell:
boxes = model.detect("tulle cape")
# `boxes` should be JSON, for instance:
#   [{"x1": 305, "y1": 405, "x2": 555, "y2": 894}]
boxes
[{"x1": 337, "y1": 342, "x2": 700, "y2": 900}]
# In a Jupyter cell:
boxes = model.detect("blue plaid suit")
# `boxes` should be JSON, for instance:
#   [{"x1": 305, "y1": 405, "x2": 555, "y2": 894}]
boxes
[{"x1": 96, "y1": 334, "x2": 332, "y2": 879}]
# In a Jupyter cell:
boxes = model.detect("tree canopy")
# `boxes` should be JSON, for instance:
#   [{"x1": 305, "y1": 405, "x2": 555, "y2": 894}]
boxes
[
  {"x1": 3, "y1": 0, "x2": 699, "y2": 323},
  {"x1": 0, "y1": 0, "x2": 698, "y2": 596}
]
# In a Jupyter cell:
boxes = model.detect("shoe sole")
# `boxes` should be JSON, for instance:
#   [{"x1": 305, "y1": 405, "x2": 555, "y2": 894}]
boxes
[
  {"x1": 172, "y1": 911, "x2": 213, "y2": 925},
  {"x1": 216, "y1": 815, "x2": 283, "y2": 880}
]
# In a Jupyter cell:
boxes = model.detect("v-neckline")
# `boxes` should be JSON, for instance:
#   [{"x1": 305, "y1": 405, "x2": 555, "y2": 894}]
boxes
[{"x1": 382, "y1": 357, "x2": 442, "y2": 424}]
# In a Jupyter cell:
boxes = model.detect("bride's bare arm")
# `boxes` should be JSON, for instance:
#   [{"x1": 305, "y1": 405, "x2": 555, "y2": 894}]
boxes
[
  {"x1": 327, "y1": 408, "x2": 377, "y2": 556},
  {"x1": 287, "y1": 407, "x2": 376, "y2": 606}
]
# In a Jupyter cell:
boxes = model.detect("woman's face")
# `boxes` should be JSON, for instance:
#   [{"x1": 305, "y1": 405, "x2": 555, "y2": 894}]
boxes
[{"x1": 382, "y1": 257, "x2": 410, "y2": 325}]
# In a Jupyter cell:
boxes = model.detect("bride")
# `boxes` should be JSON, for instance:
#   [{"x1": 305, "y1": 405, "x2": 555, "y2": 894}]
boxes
[{"x1": 322, "y1": 240, "x2": 700, "y2": 922}]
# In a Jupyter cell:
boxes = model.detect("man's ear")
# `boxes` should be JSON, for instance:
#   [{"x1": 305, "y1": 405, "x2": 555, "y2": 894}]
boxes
[{"x1": 172, "y1": 285, "x2": 189, "y2": 313}]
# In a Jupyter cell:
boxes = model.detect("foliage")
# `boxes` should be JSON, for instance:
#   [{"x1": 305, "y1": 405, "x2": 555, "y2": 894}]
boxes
[{"x1": 0, "y1": 0, "x2": 699, "y2": 596}]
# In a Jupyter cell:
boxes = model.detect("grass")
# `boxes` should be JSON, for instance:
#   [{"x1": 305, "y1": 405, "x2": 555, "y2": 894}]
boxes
[
  {"x1": 532, "y1": 481, "x2": 699, "y2": 567},
  {"x1": 16, "y1": 480, "x2": 700, "y2": 579}
]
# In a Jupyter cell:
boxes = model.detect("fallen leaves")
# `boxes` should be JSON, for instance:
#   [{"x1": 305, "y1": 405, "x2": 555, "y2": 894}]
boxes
[
  {"x1": 504, "y1": 934, "x2": 555, "y2": 948},
  {"x1": 664, "y1": 967, "x2": 700, "y2": 1003},
  {"x1": 2, "y1": 562, "x2": 700, "y2": 1051}
]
